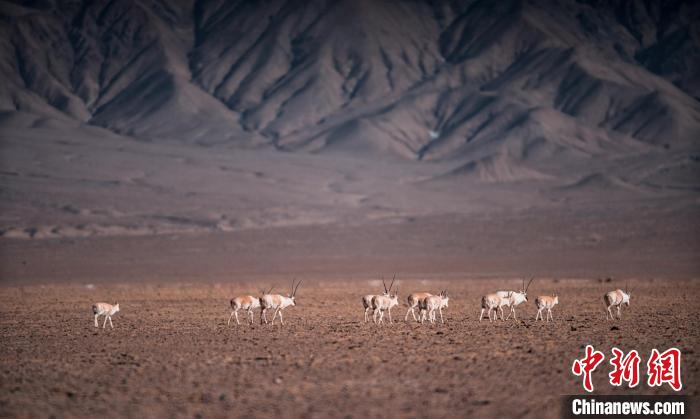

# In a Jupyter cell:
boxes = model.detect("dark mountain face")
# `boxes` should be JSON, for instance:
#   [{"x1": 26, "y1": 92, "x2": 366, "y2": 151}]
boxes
[{"x1": 1, "y1": 0, "x2": 699, "y2": 160}]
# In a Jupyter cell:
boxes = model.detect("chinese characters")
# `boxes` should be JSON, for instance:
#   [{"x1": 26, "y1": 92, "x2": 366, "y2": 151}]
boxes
[{"x1": 571, "y1": 346, "x2": 682, "y2": 392}]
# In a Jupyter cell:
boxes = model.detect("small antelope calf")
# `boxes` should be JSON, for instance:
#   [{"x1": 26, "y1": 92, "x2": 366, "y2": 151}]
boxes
[
  {"x1": 419, "y1": 290, "x2": 449, "y2": 324},
  {"x1": 228, "y1": 289, "x2": 267, "y2": 326},
  {"x1": 260, "y1": 280, "x2": 302, "y2": 326},
  {"x1": 535, "y1": 294, "x2": 559, "y2": 322},
  {"x1": 92, "y1": 302, "x2": 120, "y2": 329},
  {"x1": 604, "y1": 286, "x2": 631, "y2": 320},
  {"x1": 405, "y1": 292, "x2": 432, "y2": 322},
  {"x1": 480, "y1": 293, "x2": 506, "y2": 322},
  {"x1": 362, "y1": 275, "x2": 395, "y2": 322},
  {"x1": 372, "y1": 287, "x2": 399, "y2": 325}
]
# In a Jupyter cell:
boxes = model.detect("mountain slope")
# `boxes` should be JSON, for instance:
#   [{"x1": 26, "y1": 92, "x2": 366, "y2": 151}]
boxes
[{"x1": 1, "y1": 0, "x2": 698, "y2": 163}]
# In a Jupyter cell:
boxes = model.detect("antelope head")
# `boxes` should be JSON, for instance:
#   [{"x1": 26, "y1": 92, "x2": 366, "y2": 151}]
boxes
[
  {"x1": 390, "y1": 282, "x2": 399, "y2": 306},
  {"x1": 289, "y1": 279, "x2": 302, "y2": 305},
  {"x1": 623, "y1": 282, "x2": 631, "y2": 306},
  {"x1": 382, "y1": 274, "x2": 396, "y2": 296},
  {"x1": 441, "y1": 289, "x2": 449, "y2": 307}
]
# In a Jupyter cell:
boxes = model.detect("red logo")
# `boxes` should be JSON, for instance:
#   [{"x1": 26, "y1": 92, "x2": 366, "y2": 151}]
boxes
[
  {"x1": 608, "y1": 347, "x2": 641, "y2": 388},
  {"x1": 647, "y1": 348, "x2": 682, "y2": 391},
  {"x1": 572, "y1": 346, "x2": 683, "y2": 392},
  {"x1": 572, "y1": 345, "x2": 606, "y2": 392}
]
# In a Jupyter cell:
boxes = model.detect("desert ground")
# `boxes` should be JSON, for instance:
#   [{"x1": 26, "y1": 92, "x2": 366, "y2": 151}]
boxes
[
  {"x1": 0, "y1": 131, "x2": 698, "y2": 418},
  {"x1": 0, "y1": 277, "x2": 698, "y2": 418}
]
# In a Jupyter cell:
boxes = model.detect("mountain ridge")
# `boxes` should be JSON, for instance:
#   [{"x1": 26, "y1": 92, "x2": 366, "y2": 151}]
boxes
[{"x1": 1, "y1": 0, "x2": 699, "y2": 161}]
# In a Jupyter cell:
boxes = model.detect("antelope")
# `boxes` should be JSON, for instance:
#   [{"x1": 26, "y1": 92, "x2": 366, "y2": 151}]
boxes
[
  {"x1": 405, "y1": 291, "x2": 433, "y2": 322},
  {"x1": 496, "y1": 277, "x2": 534, "y2": 321},
  {"x1": 495, "y1": 293, "x2": 513, "y2": 321},
  {"x1": 260, "y1": 280, "x2": 302, "y2": 326},
  {"x1": 604, "y1": 284, "x2": 631, "y2": 320},
  {"x1": 92, "y1": 302, "x2": 120, "y2": 329},
  {"x1": 372, "y1": 285, "x2": 399, "y2": 325},
  {"x1": 535, "y1": 294, "x2": 559, "y2": 322},
  {"x1": 419, "y1": 290, "x2": 449, "y2": 324},
  {"x1": 228, "y1": 287, "x2": 271, "y2": 326},
  {"x1": 480, "y1": 293, "x2": 508, "y2": 322},
  {"x1": 362, "y1": 275, "x2": 395, "y2": 322}
]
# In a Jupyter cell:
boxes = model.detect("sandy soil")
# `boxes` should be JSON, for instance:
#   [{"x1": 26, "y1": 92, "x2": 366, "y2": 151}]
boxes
[{"x1": 1, "y1": 278, "x2": 697, "y2": 418}]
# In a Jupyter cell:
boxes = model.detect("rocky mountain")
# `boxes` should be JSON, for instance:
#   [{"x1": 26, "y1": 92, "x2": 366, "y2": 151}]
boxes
[{"x1": 1, "y1": 0, "x2": 699, "y2": 162}]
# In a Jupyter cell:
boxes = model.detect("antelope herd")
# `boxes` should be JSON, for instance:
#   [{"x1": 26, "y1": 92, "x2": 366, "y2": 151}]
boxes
[{"x1": 91, "y1": 278, "x2": 635, "y2": 328}]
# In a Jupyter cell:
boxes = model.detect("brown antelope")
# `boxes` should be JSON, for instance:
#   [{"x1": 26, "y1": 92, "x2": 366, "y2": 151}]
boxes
[
  {"x1": 260, "y1": 280, "x2": 302, "y2": 326},
  {"x1": 228, "y1": 287, "x2": 270, "y2": 326},
  {"x1": 362, "y1": 275, "x2": 395, "y2": 322},
  {"x1": 604, "y1": 283, "x2": 631, "y2": 320},
  {"x1": 496, "y1": 277, "x2": 534, "y2": 321},
  {"x1": 92, "y1": 302, "x2": 120, "y2": 328},
  {"x1": 372, "y1": 285, "x2": 399, "y2": 325},
  {"x1": 535, "y1": 294, "x2": 559, "y2": 322},
  {"x1": 480, "y1": 293, "x2": 508, "y2": 322},
  {"x1": 405, "y1": 291, "x2": 433, "y2": 322},
  {"x1": 419, "y1": 290, "x2": 449, "y2": 324}
]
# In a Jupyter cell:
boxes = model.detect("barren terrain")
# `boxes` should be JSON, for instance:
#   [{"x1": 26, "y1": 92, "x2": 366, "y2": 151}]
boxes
[
  {"x1": 0, "y1": 278, "x2": 697, "y2": 418},
  {"x1": 1, "y1": 1, "x2": 699, "y2": 417}
]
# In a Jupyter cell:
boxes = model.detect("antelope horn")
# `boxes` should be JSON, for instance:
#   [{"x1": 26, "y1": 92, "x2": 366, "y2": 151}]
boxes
[
  {"x1": 525, "y1": 277, "x2": 534, "y2": 293},
  {"x1": 267, "y1": 286, "x2": 274, "y2": 294},
  {"x1": 388, "y1": 273, "x2": 396, "y2": 292},
  {"x1": 382, "y1": 276, "x2": 388, "y2": 293},
  {"x1": 293, "y1": 279, "x2": 302, "y2": 297}
]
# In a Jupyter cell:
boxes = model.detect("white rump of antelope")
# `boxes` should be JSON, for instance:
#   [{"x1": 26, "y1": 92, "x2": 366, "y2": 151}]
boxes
[
  {"x1": 362, "y1": 275, "x2": 395, "y2": 322},
  {"x1": 496, "y1": 277, "x2": 534, "y2": 321},
  {"x1": 228, "y1": 287, "x2": 271, "y2": 326},
  {"x1": 260, "y1": 280, "x2": 302, "y2": 326},
  {"x1": 418, "y1": 290, "x2": 449, "y2": 324},
  {"x1": 535, "y1": 294, "x2": 559, "y2": 322},
  {"x1": 92, "y1": 302, "x2": 120, "y2": 328},
  {"x1": 604, "y1": 283, "x2": 631, "y2": 320}
]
